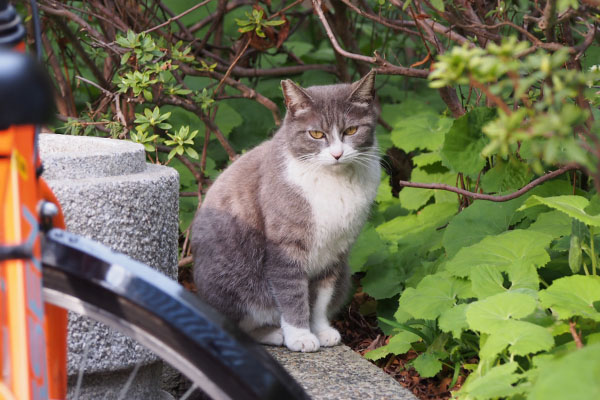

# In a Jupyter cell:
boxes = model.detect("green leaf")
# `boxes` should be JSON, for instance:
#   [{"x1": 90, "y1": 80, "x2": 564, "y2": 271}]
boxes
[
  {"x1": 528, "y1": 210, "x2": 572, "y2": 238},
  {"x1": 539, "y1": 275, "x2": 600, "y2": 321},
  {"x1": 390, "y1": 112, "x2": 452, "y2": 152},
  {"x1": 446, "y1": 230, "x2": 553, "y2": 286},
  {"x1": 530, "y1": 342, "x2": 600, "y2": 400},
  {"x1": 458, "y1": 362, "x2": 522, "y2": 400},
  {"x1": 364, "y1": 330, "x2": 420, "y2": 360},
  {"x1": 167, "y1": 148, "x2": 177, "y2": 160},
  {"x1": 429, "y1": 0, "x2": 444, "y2": 11},
  {"x1": 466, "y1": 292, "x2": 537, "y2": 333},
  {"x1": 263, "y1": 19, "x2": 286, "y2": 26},
  {"x1": 469, "y1": 265, "x2": 506, "y2": 298},
  {"x1": 438, "y1": 303, "x2": 468, "y2": 339},
  {"x1": 399, "y1": 273, "x2": 470, "y2": 320},
  {"x1": 349, "y1": 224, "x2": 388, "y2": 273},
  {"x1": 412, "y1": 353, "x2": 443, "y2": 378},
  {"x1": 362, "y1": 262, "x2": 404, "y2": 300},
  {"x1": 399, "y1": 168, "x2": 455, "y2": 210},
  {"x1": 568, "y1": 219, "x2": 585, "y2": 273},
  {"x1": 519, "y1": 195, "x2": 600, "y2": 227},
  {"x1": 412, "y1": 152, "x2": 442, "y2": 167},
  {"x1": 443, "y1": 197, "x2": 522, "y2": 258},
  {"x1": 440, "y1": 107, "x2": 495, "y2": 176},
  {"x1": 377, "y1": 202, "x2": 456, "y2": 243},
  {"x1": 479, "y1": 320, "x2": 554, "y2": 360},
  {"x1": 480, "y1": 158, "x2": 533, "y2": 193},
  {"x1": 185, "y1": 147, "x2": 199, "y2": 159},
  {"x1": 215, "y1": 102, "x2": 243, "y2": 136}
]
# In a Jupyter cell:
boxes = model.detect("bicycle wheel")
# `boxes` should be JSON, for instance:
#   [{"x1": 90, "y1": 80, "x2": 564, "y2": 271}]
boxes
[{"x1": 41, "y1": 228, "x2": 309, "y2": 400}]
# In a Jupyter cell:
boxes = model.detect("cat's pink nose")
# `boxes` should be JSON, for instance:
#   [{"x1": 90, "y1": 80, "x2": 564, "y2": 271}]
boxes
[{"x1": 330, "y1": 150, "x2": 343, "y2": 160}]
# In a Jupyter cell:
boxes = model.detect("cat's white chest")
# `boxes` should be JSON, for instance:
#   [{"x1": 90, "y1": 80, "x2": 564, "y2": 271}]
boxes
[{"x1": 285, "y1": 154, "x2": 380, "y2": 276}]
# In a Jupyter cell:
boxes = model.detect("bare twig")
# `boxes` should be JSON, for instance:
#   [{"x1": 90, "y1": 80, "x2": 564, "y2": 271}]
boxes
[
  {"x1": 143, "y1": 0, "x2": 214, "y2": 34},
  {"x1": 312, "y1": 0, "x2": 430, "y2": 78},
  {"x1": 569, "y1": 320, "x2": 584, "y2": 349},
  {"x1": 399, "y1": 164, "x2": 579, "y2": 202}
]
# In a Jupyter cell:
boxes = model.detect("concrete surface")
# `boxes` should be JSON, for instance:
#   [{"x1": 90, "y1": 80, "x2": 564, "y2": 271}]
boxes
[
  {"x1": 267, "y1": 345, "x2": 417, "y2": 400},
  {"x1": 40, "y1": 133, "x2": 179, "y2": 399}
]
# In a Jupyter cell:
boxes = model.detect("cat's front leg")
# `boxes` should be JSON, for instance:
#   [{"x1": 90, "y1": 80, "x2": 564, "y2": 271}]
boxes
[
  {"x1": 310, "y1": 277, "x2": 342, "y2": 347},
  {"x1": 266, "y1": 262, "x2": 320, "y2": 352}
]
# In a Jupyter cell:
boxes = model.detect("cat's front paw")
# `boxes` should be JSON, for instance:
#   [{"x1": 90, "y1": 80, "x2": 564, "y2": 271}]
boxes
[
  {"x1": 315, "y1": 327, "x2": 341, "y2": 347},
  {"x1": 284, "y1": 330, "x2": 320, "y2": 352}
]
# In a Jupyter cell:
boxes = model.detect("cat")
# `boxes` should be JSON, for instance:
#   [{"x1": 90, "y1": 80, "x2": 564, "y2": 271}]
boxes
[{"x1": 191, "y1": 71, "x2": 381, "y2": 352}]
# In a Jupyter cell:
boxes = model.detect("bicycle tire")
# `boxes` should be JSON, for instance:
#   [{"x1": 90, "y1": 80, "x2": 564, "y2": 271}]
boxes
[{"x1": 41, "y1": 228, "x2": 309, "y2": 400}]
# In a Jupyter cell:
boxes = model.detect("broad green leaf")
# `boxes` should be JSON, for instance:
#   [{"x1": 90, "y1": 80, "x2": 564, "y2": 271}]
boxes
[
  {"x1": 446, "y1": 230, "x2": 553, "y2": 281},
  {"x1": 349, "y1": 224, "x2": 388, "y2": 273},
  {"x1": 480, "y1": 158, "x2": 532, "y2": 193},
  {"x1": 379, "y1": 101, "x2": 435, "y2": 127},
  {"x1": 364, "y1": 330, "x2": 420, "y2": 360},
  {"x1": 528, "y1": 210, "x2": 572, "y2": 238},
  {"x1": 377, "y1": 202, "x2": 456, "y2": 243},
  {"x1": 457, "y1": 362, "x2": 522, "y2": 400},
  {"x1": 399, "y1": 273, "x2": 470, "y2": 320},
  {"x1": 519, "y1": 195, "x2": 600, "y2": 227},
  {"x1": 399, "y1": 168, "x2": 456, "y2": 210},
  {"x1": 469, "y1": 265, "x2": 506, "y2": 298},
  {"x1": 530, "y1": 342, "x2": 600, "y2": 400},
  {"x1": 284, "y1": 41, "x2": 313, "y2": 58},
  {"x1": 391, "y1": 112, "x2": 452, "y2": 152},
  {"x1": 215, "y1": 102, "x2": 243, "y2": 136},
  {"x1": 362, "y1": 262, "x2": 404, "y2": 300},
  {"x1": 466, "y1": 292, "x2": 537, "y2": 333},
  {"x1": 479, "y1": 320, "x2": 554, "y2": 360},
  {"x1": 412, "y1": 353, "x2": 443, "y2": 378},
  {"x1": 439, "y1": 303, "x2": 468, "y2": 339},
  {"x1": 440, "y1": 107, "x2": 495, "y2": 176},
  {"x1": 443, "y1": 198, "x2": 521, "y2": 258},
  {"x1": 411, "y1": 152, "x2": 441, "y2": 167},
  {"x1": 539, "y1": 275, "x2": 600, "y2": 321}
]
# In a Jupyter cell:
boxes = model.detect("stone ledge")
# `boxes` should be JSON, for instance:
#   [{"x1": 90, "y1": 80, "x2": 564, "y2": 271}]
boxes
[{"x1": 266, "y1": 345, "x2": 417, "y2": 400}]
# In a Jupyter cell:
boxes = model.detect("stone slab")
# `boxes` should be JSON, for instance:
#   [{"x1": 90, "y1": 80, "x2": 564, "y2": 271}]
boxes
[{"x1": 266, "y1": 345, "x2": 417, "y2": 400}]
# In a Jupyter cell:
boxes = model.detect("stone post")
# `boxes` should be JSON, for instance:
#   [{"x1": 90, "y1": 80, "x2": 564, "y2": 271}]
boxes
[{"x1": 40, "y1": 133, "x2": 179, "y2": 399}]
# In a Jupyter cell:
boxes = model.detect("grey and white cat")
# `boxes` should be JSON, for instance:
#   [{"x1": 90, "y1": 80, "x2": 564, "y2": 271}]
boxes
[{"x1": 191, "y1": 71, "x2": 381, "y2": 352}]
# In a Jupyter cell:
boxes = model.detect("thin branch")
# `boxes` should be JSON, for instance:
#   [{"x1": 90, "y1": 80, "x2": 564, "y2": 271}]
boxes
[
  {"x1": 178, "y1": 63, "x2": 282, "y2": 125},
  {"x1": 143, "y1": 0, "x2": 214, "y2": 35},
  {"x1": 469, "y1": 77, "x2": 511, "y2": 114},
  {"x1": 214, "y1": 37, "x2": 250, "y2": 94},
  {"x1": 569, "y1": 320, "x2": 584, "y2": 349},
  {"x1": 311, "y1": 0, "x2": 430, "y2": 78},
  {"x1": 399, "y1": 164, "x2": 578, "y2": 202},
  {"x1": 312, "y1": 0, "x2": 376, "y2": 63},
  {"x1": 178, "y1": 255, "x2": 193, "y2": 267}
]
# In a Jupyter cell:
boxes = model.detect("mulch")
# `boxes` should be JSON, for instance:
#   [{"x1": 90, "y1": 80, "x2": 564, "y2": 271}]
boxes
[
  {"x1": 179, "y1": 266, "x2": 460, "y2": 399},
  {"x1": 331, "y1": 288, "x2": 464, "y2": 400}
]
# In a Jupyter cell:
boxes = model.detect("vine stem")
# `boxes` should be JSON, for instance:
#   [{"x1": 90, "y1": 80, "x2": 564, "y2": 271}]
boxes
[
  {"x1": 569, "y1": 320, "x2": 584, "y2": 349},
  {"x1": 399, "y1": 164, "x2": 578, "y2": 202}
]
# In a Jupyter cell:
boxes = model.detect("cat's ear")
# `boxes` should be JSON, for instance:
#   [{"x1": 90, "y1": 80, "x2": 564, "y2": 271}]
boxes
[
  {"x1": 349, "y1": 70, "x2": 376, "y2": 105},
  {"x1": 281, "y1": 79, "x2": 313, "y2": 115}
]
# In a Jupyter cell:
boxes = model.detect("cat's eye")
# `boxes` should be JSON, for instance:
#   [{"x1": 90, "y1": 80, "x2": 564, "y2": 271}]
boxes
[
  {"x1": 344, "y1": 126, "x2": 358, "y2": 136},
  {"x1": 309, "y1": 130, "x2": 325, "y2": 139}
]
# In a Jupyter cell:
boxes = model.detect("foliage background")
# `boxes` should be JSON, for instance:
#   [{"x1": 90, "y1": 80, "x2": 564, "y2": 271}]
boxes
[{"x1": 21, "y1": 0, "x2": 600, "y2": 398}]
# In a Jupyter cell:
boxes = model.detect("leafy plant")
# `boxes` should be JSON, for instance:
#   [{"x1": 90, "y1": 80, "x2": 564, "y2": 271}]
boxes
[
  {"x1": 164, "y1": 126, "x2": 199, "y2": 161},
  {"x1": 235, "y1": 9, "x2": 285, "y2": 38}
]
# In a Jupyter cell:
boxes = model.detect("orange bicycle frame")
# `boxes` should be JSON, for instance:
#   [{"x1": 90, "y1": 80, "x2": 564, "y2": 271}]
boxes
[{"x1": 0, "y1": 4, "x2": 67, "y2": 398}]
